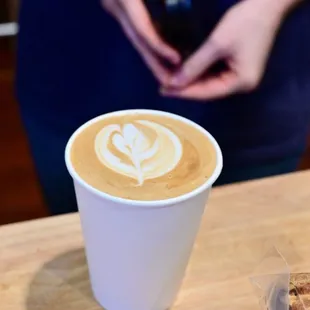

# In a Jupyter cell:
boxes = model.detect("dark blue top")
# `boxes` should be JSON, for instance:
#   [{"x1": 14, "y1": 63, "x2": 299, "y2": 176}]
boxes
[{"x1": 17, "y1": 0, "x2": 310, "y2": 167}]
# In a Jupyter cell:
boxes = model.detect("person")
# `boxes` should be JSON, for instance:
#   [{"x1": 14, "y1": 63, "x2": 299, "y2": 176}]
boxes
[{"x1": 17, "y1": 0, "x2": 310, "y2": 215}]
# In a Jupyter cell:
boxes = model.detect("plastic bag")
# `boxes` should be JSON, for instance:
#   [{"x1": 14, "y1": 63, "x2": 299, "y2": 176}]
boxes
[{"x1": 250, "y1": 247, "x2": 291, "y2": 310}]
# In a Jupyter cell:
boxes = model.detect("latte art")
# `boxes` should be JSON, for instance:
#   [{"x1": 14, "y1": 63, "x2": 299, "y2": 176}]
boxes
[
  {"x1": 95, "y1": 121, "x2": 183, "y2": 185},
  {"x1": 70, "y1": 112, "x2": 217, "y2": 201}
]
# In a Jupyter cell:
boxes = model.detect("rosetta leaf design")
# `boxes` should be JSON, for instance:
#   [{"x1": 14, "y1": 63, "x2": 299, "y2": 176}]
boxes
[
  {"x1": 95, "y1": 120, "x2": 183, "y2": 186},
  {"x1": 112, "y1": 124, "x2": 159, "y2": 185}
]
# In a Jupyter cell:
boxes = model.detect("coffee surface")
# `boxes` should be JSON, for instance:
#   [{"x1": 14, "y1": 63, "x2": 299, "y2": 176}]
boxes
[{"x1": 70, "y1": 113, "x2": 217, "y2": 201}]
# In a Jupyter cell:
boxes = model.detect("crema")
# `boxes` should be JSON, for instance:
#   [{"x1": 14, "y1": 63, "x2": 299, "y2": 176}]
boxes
[{"x1": 70, "y1": 112, "x2": 217, "y2": 201}]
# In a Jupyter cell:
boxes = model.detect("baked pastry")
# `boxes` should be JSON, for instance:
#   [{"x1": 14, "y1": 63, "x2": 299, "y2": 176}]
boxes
[{"x1": 289, "y1": 274, "x2": 310, "y2": 310}]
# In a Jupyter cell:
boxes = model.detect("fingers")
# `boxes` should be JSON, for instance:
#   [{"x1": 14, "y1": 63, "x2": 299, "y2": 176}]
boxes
[
  {"x1": 101, "y1": 0, "x2": 181, "y2": 83},
  {"x1": 167, "y1": 39, "x2": 225, "y2": 88},
  {"x1": 117, "y1": 11, "x2": 172, "y2": 84},
  {"x1": 161, "y1": 71, "x2": 241, "y2": 101},
  {"x1": 161, "y1": 68, "x2": 263, "y2": 100},
  {"x1": 120, "y1": 0, "x2": 181, "y2": 65}
]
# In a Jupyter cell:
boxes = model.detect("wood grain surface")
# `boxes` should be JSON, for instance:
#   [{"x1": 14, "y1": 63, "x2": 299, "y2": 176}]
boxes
[{"x1": 0, "y1": 171, "x2": 310, "y2": 310}]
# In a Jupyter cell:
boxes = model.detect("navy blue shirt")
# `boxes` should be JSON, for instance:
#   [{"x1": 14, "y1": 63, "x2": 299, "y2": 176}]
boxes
[{"x1": 17, "y1": 0, "x2": 310, "y2": 167}]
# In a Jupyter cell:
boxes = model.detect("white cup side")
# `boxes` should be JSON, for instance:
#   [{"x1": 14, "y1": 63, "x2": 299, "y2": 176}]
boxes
[{"x1": 73, "y1": 180, "x2": 210, "y2": 310}]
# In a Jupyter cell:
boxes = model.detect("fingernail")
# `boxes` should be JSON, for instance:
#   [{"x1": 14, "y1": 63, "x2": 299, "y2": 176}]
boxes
[
  {"x1": 159, "y1": 86, "x2": 167, "y2": 94},
  {"x1": 160, "y1": 87, "x2": 169, "y2": 95},
  {"x1": 160, "y1": 87, "x2": 174, "y2": 97}
]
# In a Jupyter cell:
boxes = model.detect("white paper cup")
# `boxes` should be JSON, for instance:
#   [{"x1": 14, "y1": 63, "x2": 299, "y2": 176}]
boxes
[{"x1": 65, "y1": 110, "x2": 223, "y2": 310}]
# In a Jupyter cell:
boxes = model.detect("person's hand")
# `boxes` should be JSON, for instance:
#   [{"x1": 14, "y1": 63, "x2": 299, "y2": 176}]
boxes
[
  {"x1": 101, "y1": 0, "x2": 181, "y2": 84},
  {"x1": 161, "y1": 0, "x2": 297, "y2": 100}
]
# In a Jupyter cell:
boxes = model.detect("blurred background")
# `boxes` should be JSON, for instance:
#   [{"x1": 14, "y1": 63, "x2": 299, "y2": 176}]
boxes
[
  {"x1": 1, "y1": 0, "x2": 47, "y2": 225},
  {"x1": 0, "y1": 0, "x2": 310, "y2": 226}
]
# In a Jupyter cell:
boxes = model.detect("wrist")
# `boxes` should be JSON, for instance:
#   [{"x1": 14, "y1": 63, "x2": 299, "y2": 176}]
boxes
[
  {"x1": 274, "y1": 0, "x2": 302, "y2": 14},
  {"x1": 250, "y1": 0, "x2": 302, "y2": 24},
  {"x1": 252, "y1": 0, "x2": 301, "y2": 15},
  {"x1": 279, "y1": 0, "x2": 302, "y2": 10}
]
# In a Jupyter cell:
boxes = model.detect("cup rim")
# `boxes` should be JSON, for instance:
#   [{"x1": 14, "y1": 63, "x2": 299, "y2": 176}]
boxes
[{"x1": 65, "y1": 109, "x2": 223, "y2": 207}]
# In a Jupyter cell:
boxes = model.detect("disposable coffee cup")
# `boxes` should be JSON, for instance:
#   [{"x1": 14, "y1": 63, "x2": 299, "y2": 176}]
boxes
[{"x1": 65, "y1": 110, "x2": 223, "y2": 310}]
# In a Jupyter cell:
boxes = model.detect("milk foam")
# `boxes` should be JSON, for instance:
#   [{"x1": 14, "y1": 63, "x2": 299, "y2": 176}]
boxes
[{"x1": 95, "y1": 120, "x2": 183, "y2": 185}]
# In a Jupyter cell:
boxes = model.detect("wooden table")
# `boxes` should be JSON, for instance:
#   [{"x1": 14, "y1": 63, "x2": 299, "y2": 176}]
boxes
[{"x1": 1, "y1": 171, "x2": 310, "y2": 310}]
